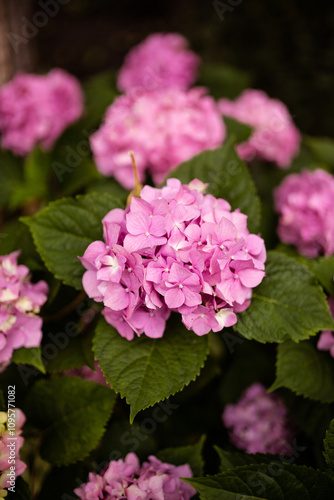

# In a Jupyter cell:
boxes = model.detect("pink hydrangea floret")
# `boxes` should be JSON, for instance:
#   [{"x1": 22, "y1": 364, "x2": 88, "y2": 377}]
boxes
[
  {"x1": 90, "y1": 87, "x2": 225, "y2": 188},
  {"x1": 117, "y1": 32, "x2": 200, "y2": 93},
  {"x1": 218, "y1": 89, "x2": 301, "y2": 167},
  {"x1": 222, "y1": 383, "x2": 295, "y2": 455},
  {"x1": 0, "y1": 69, "x2": 84, "y2": 156},
  {"x1": 274, "y1": 168, "x2": 334, "y2": 257},
  {"x1": 318, "y1": 296, "x2": 334, "y2": 357},
  {"x1": 0, "y1": 251, "x2": 48, "y2": 367},
  {"x1": 0, "y1": 409, "x2": 26, "y2": 492},
  {"x1": 80, "y1": 179, "x2": 266, "y2": 339},
  {"x1": 74, "y1": 452, "x2": 196, "y2": 500}
]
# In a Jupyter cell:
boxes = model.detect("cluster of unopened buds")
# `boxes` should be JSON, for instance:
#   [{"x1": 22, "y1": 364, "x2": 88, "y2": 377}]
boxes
[
  {"x1": 0, "y1": 251, "x2": 48, "y2": 367},
  {"x1": 74, "y1": 452, "x2": 196, "y2": 500},
  {"x1": 80, "y1": 179, "x2": 266, "y2": 339}
]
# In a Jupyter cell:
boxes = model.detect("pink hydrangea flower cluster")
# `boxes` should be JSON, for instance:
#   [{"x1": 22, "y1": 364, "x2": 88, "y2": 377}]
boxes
[
  {"x1": 274, "y1": 168, "x2": 334, "y2": 257},
  {"x1": 0, "y1": 251, "x2": 48, "y2": 367},
  {"x1": 117, "y1": 32, "x2": 200, "y2": 93},
  {"x1": 222, "y1": 383, "x2": 295, "y2": 455},
  {"x1": 218, "y1": 89, "x2": 301, "y2": 167},
  {"x1": 318, "y1": 296, "x2": 334, "y2": 357},
  {"x1": 0, "y1": 409, "x2": 26, "y2": 493},
  {"x1": 74, "y1": 452, "x2": 196, "y2": 500},
  {"x1": 0, "y1": 69, "x2": 83, "y2": 156},
  {"x1": 80, "y1": 179, "x2": 266, "y2": 339},
  {"x1": 90, "y1": 87, "x2": 225, "y2": 189},
  {"x1": 64, "y1": 360, "x2": 109, "y2": 387}
]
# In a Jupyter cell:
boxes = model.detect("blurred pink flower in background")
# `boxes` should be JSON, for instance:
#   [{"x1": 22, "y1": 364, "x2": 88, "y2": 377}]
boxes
[
  {"x1": 318, "y1": 296, "x2": 334, "y2": 357},
  {"x1": 0, "y1": 69, "x2": 83, "y2": 156},
  {"x1": 117, "y1": 32, "x2": 200, "y2": 93},
  {"x1": 222, "y1": 383, "x2": 295, "y2": 454},
  {"x1": 0, "y1": 251, "x2": 48, "y2": 368},
  {"x1": 0, "y1": 409, "x2": 26, "y2": 492},
  {"x1": 218, "y1": 89, "x2": 301, "y2": 167},
  {"x1": 274, "y1": 168, "x2": 334, "y2": 257},
  {"x1": 90, "y1": 87, "x2": 225, "y2": 188}
]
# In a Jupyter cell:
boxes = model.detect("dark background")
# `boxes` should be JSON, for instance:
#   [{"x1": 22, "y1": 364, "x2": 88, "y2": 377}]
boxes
[{"x1": 26, "y1": 0, "x2": 334, "y2": 137}]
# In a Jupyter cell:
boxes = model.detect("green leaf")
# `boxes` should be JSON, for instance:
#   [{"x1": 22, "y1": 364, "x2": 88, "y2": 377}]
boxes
[
  {"x1": 324, "y1": 419, "x2": 334, "y2": 471},
  {"x1": 271, "y1": 340, "x2": 334, "y2": 404},
  {"x1": 83, "y1": 70, "x2": 119, "y2": 128},
  {"x1": 306, "y1": 256, "x2": 334, "y2": 295},
  {"x1": 170, "y1": 137, "x2": 261, "y2": 233},
  {"x1": 22, "y1": 192, "x2": 122, "y2": 289},
  {"x1": 304, "y1": 136, "x2": 334, "y2": 167},
  {"x1": 198, "y1": 63, "x2": 252, "y2": 99},
  {"x1": 0, "y1": 219, "x2": 44, "y2": 271},
  {"x1": 0, "y1": 149, "x2": 23, "y2": 208},
  {"x1": 224, "y1": 116, "x2": 253, "y2": 143},
  {"x1": 87, "y1": 176, "x2": 128, "y2": 204},
  {"x1": 24, "y1": 376, "x2": 116, "y2": 466},
  {"x1": 157, "y1": 435, "x2": 206, "y2": 477},
  {"x1": 60, "y1": 158, "x2": 99, "y2": 197},
  {"x1": 186, "y1": 464, "x2": 334, "y2": 500},
  {"x1": 93, "y1": 316, "x2": 209, "y2": 423},
  {"x1": 11, "y1": 346, "x2": 46, "y2": 374},
  {"x1": 215, "y1": 447, "x2": 290, "y2": 472},
  {"x1": 46, "y1": 331, "x2": 95, "y2": 372},
  {"x1": 50, "y1": 121, "x2": 99, "y2": 195},
  {"x1": 9, "y1": 148, "x2": 51, "y2": 209},
  {"x1": 236, "y1": 251, "x2": 334, "y2": 343}
]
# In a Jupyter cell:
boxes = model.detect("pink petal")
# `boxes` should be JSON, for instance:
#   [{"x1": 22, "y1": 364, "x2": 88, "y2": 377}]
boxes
[
  {"x1": 239, "y1": 268, "x2": 265, "y2": 288},
  {"x1": 103, "y1": 283, "x2": 130, "y2": 310},
  {"x1": 165, "y1": 287, "x2": 185, "y2": 308}
]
